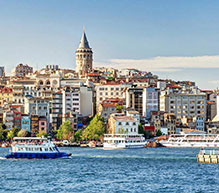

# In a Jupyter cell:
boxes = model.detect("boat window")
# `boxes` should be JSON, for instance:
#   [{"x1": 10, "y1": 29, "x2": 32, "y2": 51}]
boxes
[{"x1": 50, "y1": 148, "x2": 53, "y2": 151}]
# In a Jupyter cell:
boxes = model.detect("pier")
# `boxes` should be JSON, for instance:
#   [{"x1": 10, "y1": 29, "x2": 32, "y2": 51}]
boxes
[{"x1": 197, "y1": 149, "x2": 219, "y2": 163}]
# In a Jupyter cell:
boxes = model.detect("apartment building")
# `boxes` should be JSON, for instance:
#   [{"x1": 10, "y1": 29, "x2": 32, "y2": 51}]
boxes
[
  {"x1": 160, "y1": 87, "x2": 206, "y2": 120},
  {"x1": 21, "y1": 115, "x2": 31, "y2": 132},
  {"x1": 0, "y1": 88, "x2": 13, "y2": 106},
  {"x1": 12, "y1": 63, "x2": 33, "y2": 77},
  {"x1": 126, "y1": 87, "x2": 159, "y2": 119},
  {"x1": 95, "y1": 83, "x2": 131, "y2": 111},
  {"x1": 24, "y1": 96, "x2": 50, "y2": 117}
]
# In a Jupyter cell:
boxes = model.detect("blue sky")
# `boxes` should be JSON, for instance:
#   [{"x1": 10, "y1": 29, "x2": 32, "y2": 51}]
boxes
[{"x1": 1, "y1": 0, "x2": 219, "y2": 89}]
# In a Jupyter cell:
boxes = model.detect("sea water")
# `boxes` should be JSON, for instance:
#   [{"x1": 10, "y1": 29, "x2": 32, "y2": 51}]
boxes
[{"x1": 0, "y1": 147, "x2": 219, "y2": 193}]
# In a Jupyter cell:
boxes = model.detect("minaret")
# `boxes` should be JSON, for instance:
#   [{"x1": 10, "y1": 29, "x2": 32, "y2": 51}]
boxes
[{"x1": 75, "y1": 28, "x2": 93, "y2": 78}]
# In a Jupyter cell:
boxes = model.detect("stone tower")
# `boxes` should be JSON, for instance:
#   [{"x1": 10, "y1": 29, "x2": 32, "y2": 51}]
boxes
[{"x1": 75, "y1": 28, "x2": 93, "y2": 78}]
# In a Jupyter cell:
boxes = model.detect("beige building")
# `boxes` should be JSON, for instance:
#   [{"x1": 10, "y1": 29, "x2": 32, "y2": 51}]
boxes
[
  {"x1": 98, "y1": 98, "x2": 123, "y2": 121},
  {"x1": 76, "y1": 29, "x2": 93, "y2": 78},
  {"x1": 107, "y1": 113, "x2": 139, "y2": 134},
  {"x1": 160, "y1": 87, "x2": 206, "y2": 120},
  {"x1": 95, "y1": 83, "x2": 131, "y2": 111}
]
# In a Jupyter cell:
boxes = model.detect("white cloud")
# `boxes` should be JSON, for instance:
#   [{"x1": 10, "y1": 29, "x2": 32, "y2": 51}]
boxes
[
  {"x1": 208, "y1": 80, "x2": 219, "y2": 85},
  {"x1": 95, "y1": 55, "x2": 219, "y2": 72}
]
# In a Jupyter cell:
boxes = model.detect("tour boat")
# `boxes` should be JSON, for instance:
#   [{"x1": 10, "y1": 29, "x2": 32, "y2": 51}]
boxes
[
  {"x1": 5, "y1": 137, "x2": 71, "y2": 159},
  {"x1": 103, "y1": 134, "x2": 146, "y2": 149},
  {"x1": 160, "y1": 134, "x2": 219, "y2": 148}
]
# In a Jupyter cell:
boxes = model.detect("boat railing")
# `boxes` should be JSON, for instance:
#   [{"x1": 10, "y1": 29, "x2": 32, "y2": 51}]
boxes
[
  {"x1": 200, "y1": 149, "x2": 219, "y2": 155},
  {"x1": 213, "y1": 135, "x2": 219, "y2": 143}
]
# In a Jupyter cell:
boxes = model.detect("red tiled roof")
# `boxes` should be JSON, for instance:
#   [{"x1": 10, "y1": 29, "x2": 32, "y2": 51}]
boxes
[
  {"x1": 104, "y1": 82, "x2": 121, "y2": 85},
  {"x1": 207, "y1": 101, "x2": 216, "y2": 105},
  {"x1": 0, "y1": 88, "x2": 13, "y2": 93},
  {"x1": 101, "y1": 98, "x2": 123, "y2": 107},
  {"x1": 87, "y1": 73, "x2": 100, "y2": 77},
  {"x1": 167, "y1": 85, "x2": 183, "y2": 89},
  {"x1": 13, "y1": 111, "x2": 22, "y2": 114},
  {"x1": 114, "y1": 116, "x2": 137, "y2": 122},
  {"x1": 10, "y1": 105, "x2": 21, "y2": 108},
  {"x1": 201, "y1": 90, "x2": 213, "y2": 93}
]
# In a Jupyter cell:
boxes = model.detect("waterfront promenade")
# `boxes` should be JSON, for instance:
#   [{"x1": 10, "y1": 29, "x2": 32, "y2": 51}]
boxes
[{"x1": 0, "y1": 147, "x2": 219, "y2": 192}]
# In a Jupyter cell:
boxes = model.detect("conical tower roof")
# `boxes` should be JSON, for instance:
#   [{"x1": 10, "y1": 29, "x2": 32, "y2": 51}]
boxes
[{"x1": 78, "y1": 28, "x2": 90, "y2": 49}]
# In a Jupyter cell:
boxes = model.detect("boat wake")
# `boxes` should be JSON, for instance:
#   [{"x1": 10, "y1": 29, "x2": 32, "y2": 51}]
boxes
[
  {"x1": 69, "y1": 154, "x2": 196, "y2": 160},
  {"x1": 0, "y1": 157, "x2": 6, "y2": 160}
]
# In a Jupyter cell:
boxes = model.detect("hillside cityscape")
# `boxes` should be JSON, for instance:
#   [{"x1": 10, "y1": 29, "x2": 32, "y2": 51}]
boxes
[{"x1": 0, "y1": 29, "x2": 217, "y2": 143}]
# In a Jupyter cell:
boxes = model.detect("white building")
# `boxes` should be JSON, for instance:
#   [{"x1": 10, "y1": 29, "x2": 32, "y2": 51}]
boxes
[
  {"x1": 62, "y1": 87, "x2": 80, "y2": 117},
  {"x1": 160, "y1": 87, "x2": 206, "y2": 120},
  {"x1": 24, "y1": 96, "x2": 50, "y2": 117},
  {"x1": 3, "y1": 111, "x2": 14, "y2": 130},
  {"x1": 117, "y1": 68, "x2": 140, "y2": 77}
]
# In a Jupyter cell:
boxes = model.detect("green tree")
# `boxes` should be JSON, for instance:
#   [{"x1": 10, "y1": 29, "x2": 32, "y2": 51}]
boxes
[
  {"x1": 36, "y1": 131, "x2": 48, "y2": 138},
  {"x1": 74, "y1": 129, "x2": 82, "y2": 142},
  {"x1": 107, "y1": 77, "x2": 115, "y2": 81},
  {"x1": 116, "y1": 104, "x2": 123, "y2": 113},
  {"x1": 0, "y1": 128, "x2": 8, "y2": 141},
  {"x1": 138, "y1": 123, "x2": 153, "y2": 139},
  {"x1": 2, "y1": 124, "x2": 7, "y2": 130},
  {"x1": 6, "y1": 127, "x2": 21, "y2": 141},
  {"x1": 56, "y1": 120, "x2": 74, "y2": 140},
  {"x1": 155, "y1": 130, "x2": 162, "y2": 136},
  {"x1": 7, "y1": 130, "x2": 15, "y2": 141},
  {"x1": 82, "y1": 114, "x2": 105, "y2": 141},
  {"x1": 17, "y1": 129, "x2": 30, "y2": 137},
  {"x1": 145, "y1": 130, "x2": 153, "y2": 139}
]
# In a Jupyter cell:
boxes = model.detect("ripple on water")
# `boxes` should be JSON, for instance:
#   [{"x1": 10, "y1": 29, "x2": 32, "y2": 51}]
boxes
[{"x1": 0, "y1": 147, "x2": 219, "y2": 193}]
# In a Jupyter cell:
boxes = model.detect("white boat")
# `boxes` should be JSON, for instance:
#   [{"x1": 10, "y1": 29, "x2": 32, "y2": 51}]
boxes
[
  {"x1": 5, "y1": 137, "x2": 71, "y2": 159},
  {"x1": 103, "y1": 134, "x2": 146, "y2": 149},
  {"x1": 160, "y1": 134, "x2": 219, "y2": 148}
]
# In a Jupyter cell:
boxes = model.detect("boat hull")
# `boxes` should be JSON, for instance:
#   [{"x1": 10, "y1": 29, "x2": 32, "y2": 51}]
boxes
[
  {"x1": 160, "y1": 142, "x2": 219, "y2": 148},
  {"x1": 5, "y1": 152, "x2": 71, "y2": 159},
  {"x1": 103, "y1": 142, "x2": 145, "y2": 150}
]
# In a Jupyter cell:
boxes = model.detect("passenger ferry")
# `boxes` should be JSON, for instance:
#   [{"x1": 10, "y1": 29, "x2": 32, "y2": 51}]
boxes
[
  {"x1": 160, "y1": 134, "x2": 219, "y2": 148},
  {"x1": 5, "y1": 137, "x2": 71, "y2": 159},
  {"x1": 103, "y1": 134, "x2": 146, "y2": 149}
]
